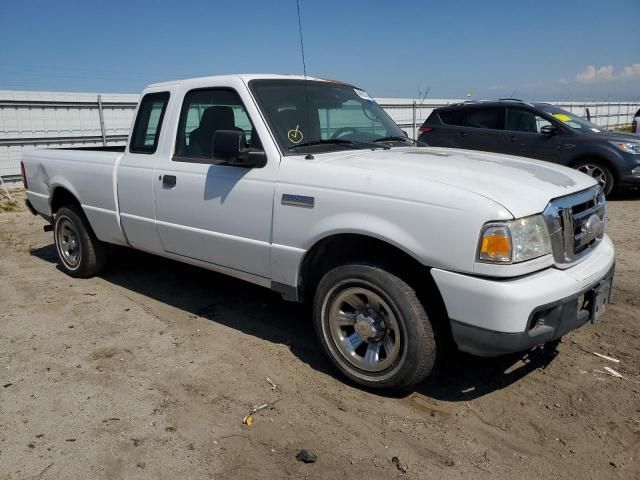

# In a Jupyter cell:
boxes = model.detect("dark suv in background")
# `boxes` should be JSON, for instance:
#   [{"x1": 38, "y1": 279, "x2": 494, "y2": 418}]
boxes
[{"x1": 417, "y1": 100, "x2": 640, "y2": 195}]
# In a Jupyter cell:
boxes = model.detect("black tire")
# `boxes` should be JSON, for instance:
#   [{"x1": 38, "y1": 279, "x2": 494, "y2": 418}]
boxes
[
  {"x1": 313, "y1": 264, "x2": 436, "y2": 391},
  {"x1": 573, "y1": 160, "x2": 616, "y2": 196},
  {"x1": 53, "y1": 205, "x2": 107, "y2": 278}
]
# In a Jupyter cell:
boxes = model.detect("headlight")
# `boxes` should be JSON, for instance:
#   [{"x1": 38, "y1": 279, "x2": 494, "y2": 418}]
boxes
[
  {"x1": 610, "y1": 141, "x2": 640, "y2": 154},
  {"x1": 478, "y1": 215, "x2": 551, "y2": 264}
]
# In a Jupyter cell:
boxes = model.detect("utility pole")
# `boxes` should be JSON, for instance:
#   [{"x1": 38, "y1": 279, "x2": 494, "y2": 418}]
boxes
[
  {"x1": 415, "y1": 84, "x2": 431, "y2": 140},
  {"x1": 417, "y1": 84, "x2": 431, "y2": 105}
]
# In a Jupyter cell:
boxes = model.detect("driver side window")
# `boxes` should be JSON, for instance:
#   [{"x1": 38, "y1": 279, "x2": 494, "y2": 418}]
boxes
[
  {"x1": 506, "y1": 108, "x2": 552, "y2": 134},
  {"x1": 319, "y1": 100, "x2": 386, "y2": 139},
  {"x1": 174, "y1": 88, "x2": 261, "y2": 163}
]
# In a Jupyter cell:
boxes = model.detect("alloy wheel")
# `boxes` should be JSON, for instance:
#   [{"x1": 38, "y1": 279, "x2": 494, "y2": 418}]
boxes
[{"x1": 325, "y1": 286, "x2": 402, "y2": 373}]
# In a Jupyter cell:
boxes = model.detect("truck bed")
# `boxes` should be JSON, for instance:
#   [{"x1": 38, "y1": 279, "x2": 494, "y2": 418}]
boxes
[{"x1": 22, "y1": 147, "x2": 126, "y2": 245}]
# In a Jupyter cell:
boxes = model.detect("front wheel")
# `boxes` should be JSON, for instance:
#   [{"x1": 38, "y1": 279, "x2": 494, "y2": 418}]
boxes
[
  {"x1": 313, "y1": 264, "x2": 436, "y2": 391},
  {"x1": 574, "y1": 160, "x2": 615, "y2": 196}
]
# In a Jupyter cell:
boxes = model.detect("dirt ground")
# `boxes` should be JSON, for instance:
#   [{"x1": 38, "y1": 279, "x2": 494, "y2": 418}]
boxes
[{"x1": 1, "y1": 187, "x2": 639, "y2": 480}]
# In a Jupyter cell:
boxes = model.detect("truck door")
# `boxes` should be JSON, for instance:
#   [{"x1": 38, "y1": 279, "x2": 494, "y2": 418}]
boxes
[
  {"x1": 117, "y1": 91, "x2": 171, "y2": 252},
  {"x1": 153, "y1": 85, "x2": 277, "y2": 278},
  {"x1": 503, "y1": 107, "x2": 563, "y2": 161}
]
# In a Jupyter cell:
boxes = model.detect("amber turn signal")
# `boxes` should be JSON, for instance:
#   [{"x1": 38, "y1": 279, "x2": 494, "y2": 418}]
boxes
[{"x1": 479, "y1": 226, "x2": 512, "y2": 262}]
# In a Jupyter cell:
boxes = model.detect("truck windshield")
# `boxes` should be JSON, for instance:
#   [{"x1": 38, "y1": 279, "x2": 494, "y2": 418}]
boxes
[
  {"x1": 538, "y1": 105, "x2": 604, "y2": 133},
  {"x1": 249, "y1": 79, "x2": 409, "y2": 154}
]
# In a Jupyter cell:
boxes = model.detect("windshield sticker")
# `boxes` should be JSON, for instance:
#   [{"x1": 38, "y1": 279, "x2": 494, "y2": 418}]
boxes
[
  {"x1": 287, "y1": 125, "x2": 304, "y2": 144},
  {"x1": 354, "y1": 89, "x2": 373, "y2": 101},
  {"x1": 553, "y1": 113, "x2": 572, "y2": 123}
]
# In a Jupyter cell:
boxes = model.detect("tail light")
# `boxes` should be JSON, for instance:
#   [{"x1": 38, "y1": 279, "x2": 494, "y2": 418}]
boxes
[
  {"x1": 632, "y1": 119, "x2": 637, "y2": 134},
  {"x1": 20, "y1": 161, "x2": 28, "y2": 189},
  {"x1": 418, "y1": 126, "x2": 433, "y2": 134}
]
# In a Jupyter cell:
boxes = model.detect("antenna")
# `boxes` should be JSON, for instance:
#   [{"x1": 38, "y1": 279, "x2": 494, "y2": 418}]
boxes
[
  {"x1": 295, "y1": 0, "x2": 313, "y2": 159},
  {"x1": 296, "y1": 0, "x2": 307, "y2": 79}
]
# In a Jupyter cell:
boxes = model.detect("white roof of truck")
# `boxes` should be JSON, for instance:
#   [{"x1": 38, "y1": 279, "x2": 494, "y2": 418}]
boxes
[{"x1": 147, "y1": 74, "x2": 354, "y2": 88}]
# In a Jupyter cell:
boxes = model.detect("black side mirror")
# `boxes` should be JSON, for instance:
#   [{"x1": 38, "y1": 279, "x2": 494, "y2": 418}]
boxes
[
  {"x1": 212, "y1": 130, "x2": 267, "y2": 168},
  {"x1": 401, "y1": 130, "x2": 409, "y2": 137},
  {"x1": 540, "y1": 125, "x2": 557, "y2": 136}
]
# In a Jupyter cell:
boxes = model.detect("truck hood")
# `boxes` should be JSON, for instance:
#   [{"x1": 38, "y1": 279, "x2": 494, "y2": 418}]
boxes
[{"x1": 312, "y1": 147, "x2": 596, "y2": 218}]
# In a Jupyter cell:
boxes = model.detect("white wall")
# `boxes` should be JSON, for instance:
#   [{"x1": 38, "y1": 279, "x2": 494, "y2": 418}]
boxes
[
  {"x1": 1, "y1": 90, "x2": 638, "y2": 177},
  {"x1": 0, "y1": 90, "x2": 138, "y2": 177}
]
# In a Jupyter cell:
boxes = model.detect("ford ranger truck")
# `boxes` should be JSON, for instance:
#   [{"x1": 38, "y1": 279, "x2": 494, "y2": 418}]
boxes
[{"x1": 21, "y1": 75, "x2": 615, "y2": 391}]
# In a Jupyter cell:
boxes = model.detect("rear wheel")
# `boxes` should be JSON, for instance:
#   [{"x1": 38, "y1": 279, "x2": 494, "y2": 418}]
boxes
[
  {"x1": 54, "y1": 205, "x2": 107, "y2": 278},
  {"x1": 574, "y1": 160, "x2": 615, "y2": 196},
  {"x1": 313, "y1": 264, "x2": 436, "y2": 391}
]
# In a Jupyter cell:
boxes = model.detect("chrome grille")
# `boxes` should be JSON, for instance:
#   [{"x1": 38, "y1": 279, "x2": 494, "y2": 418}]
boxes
[{"x1": 542, "y1": 186, "x2": 606, "y2": 268}]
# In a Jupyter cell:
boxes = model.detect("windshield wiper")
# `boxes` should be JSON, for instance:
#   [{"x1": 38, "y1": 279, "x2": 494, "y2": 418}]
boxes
[
  {"x1": 287, "y1": 138, "x2": 390, "y2": 151},
  {"x1": 373, "y1": 135, "x2": 419, "y2": 145}
]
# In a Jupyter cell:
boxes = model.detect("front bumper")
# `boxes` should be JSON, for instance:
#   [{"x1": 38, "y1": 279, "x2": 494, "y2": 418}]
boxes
[
  {"x1": 620, "y1": 171, "x2": 640, "y2": 185},
  {"x1": 619, "y1": 155, "x2": 640, "y2": 185},
  {"x1": 431, "y1": 235, "x2": 615, "y2": 356},
  {"x1": 449, "y1": 265, "x2": 614, "y2": 356}
]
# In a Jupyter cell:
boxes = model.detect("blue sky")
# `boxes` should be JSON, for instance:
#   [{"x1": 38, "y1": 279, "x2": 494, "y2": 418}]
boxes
[{"x1": 1, "y1": 0, "x2": 638, "y2": 100}]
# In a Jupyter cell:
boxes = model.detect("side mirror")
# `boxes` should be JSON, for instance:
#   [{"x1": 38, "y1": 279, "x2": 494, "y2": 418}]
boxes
[
  {"x1": 401, "y1": 130, "x2": 409, "y2": 137},
  {"x1": 540, "y1": 125, "x2": 557, "y2": 136},
  {"x1": 212, "y1": 130, "x2": 267, "y2": 168}
]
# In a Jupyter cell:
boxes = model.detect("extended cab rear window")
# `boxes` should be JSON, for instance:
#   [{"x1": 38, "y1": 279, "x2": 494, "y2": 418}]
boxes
[{"x1": 130, "y1": 92, "x2": 170, "y2": 154}]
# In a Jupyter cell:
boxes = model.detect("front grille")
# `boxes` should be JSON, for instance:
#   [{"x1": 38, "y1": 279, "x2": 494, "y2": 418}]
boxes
[{"x1": 543, "y1": 186, "x2": 606, "y2": 267}]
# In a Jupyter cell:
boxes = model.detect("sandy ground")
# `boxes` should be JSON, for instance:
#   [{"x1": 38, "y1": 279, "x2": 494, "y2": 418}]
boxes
[{"x1": 0, "y1": 188, "x2": 639, "y2": 480}]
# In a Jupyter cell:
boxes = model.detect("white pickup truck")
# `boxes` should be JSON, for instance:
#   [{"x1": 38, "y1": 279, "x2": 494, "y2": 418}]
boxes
[{"x1": 22, "y1": 74, "x2": 615, "y2": 390}]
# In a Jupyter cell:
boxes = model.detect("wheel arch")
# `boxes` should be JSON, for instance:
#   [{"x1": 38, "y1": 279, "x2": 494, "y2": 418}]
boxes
[
  {"x1": 49, "y1": 186, "x2": 101, "y2": 239},
  {"x1": 568, "y1": 154, "x2": 619, "y2": 180},
  {"x1": 50, "y1": 185, "x2": 82, "y2": 214},
  {"x1": 297, "y1": 233, "x2": 452, "y2": 342}
]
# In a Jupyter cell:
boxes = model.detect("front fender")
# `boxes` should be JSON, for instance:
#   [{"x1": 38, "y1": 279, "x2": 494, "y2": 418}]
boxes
[
  {"x1": 270, "y1": 187, "x2": 511, "y2": 288},
  {"x1": 302, "y1": 212, "x2": 426, "y2": 264}
]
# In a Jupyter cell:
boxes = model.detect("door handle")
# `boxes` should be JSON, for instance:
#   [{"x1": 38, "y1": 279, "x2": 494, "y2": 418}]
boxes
[
  {"x1": 509, "y1": 136, "x2": 518, "y2": 143},
  {"x1": 459, "y1": 131, "x2": 466, "y2": 137},
  {"x1": 162, "y1": 175, "x2": 177, "y2": 187}
]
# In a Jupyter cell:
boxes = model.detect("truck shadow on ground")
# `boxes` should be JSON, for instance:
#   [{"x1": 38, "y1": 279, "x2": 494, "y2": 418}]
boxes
[
  {"x1": 31, "y1": 243, "x2": 558, "y2": 401},
  {"x1": 418, "y1": 346, "x2": 557, "y2": 401}
]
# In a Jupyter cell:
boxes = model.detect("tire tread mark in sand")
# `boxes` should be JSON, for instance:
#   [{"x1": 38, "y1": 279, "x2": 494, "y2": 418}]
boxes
[
  {"x1": 406, "y1": 394, "x2": 454, "y2": 417},
  {"x1": 466, "y1": 403, "x2": 508, "y2": 432}
]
